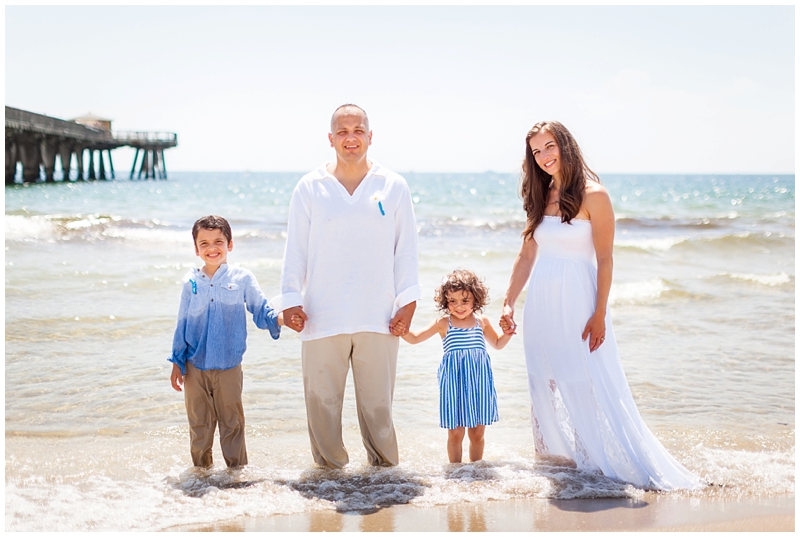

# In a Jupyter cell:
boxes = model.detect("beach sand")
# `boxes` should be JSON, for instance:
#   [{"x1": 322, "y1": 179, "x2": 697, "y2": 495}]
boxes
[{"x1": 170, "y1": 494, "x2": 794, "y2": 532}]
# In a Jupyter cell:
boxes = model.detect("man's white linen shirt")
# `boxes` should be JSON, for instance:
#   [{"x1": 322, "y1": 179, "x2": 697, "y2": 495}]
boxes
[{"x1": 271, "y1": 163, "x2": 420, "y2": 341}]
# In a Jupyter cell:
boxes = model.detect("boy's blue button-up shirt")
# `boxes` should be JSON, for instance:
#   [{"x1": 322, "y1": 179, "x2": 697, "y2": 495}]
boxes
[{"x1": 169, "y1": 264, "x2": 280, "y2": 375}]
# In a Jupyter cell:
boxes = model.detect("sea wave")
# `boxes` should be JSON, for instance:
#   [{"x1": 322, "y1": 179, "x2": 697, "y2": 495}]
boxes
[
  {"x1": 708, "y1": 272, "x2": 794, "y2": 288},
  {"x1": 614, "y1": 213, "x2": 794, "y2": 230},
  {"x1": 3, "y1": 214, "x2": 288, "y2": 244},
  {"x1": 5, "y1": 434, "x2": 793, "y2": 531},
  {"x1": 4, "y1": 213, "x2": 183, "y2": 243},
  {"x1": 416, "y1": 218, "x2": 524, "y2": 236},
  {"x1": 609, "y1": 278, "x2": 702, "y2": 306},
  {"x1": 615, "y1": 216, "x2": 726, "y2": 229},
  {"x1": 616, "y1": 232, "x2": 793, "y2": 253}
]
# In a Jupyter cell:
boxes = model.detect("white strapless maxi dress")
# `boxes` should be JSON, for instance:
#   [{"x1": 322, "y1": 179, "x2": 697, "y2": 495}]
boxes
[{"x1": 522, "y1": 216, "x2": 703, "y2": 490}]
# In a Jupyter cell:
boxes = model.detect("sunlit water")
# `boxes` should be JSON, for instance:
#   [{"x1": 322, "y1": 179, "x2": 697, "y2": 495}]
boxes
[{"x1": 5, "y1": 172, "x2": 794, "y2": 530}]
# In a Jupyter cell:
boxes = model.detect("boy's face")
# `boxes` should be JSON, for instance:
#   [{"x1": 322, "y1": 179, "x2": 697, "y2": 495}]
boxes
[{"x1": 194, "y1": 228, "x2": 232, "y2": 269}]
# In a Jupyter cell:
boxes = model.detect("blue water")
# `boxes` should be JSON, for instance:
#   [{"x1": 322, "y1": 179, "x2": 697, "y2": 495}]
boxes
[{"x1": 4, "y1": 172, "x2": 795, "y2": 530}]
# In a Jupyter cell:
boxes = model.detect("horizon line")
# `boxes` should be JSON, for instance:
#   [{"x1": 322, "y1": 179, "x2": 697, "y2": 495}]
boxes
[{"x1": 162, "y1": 169, "x2": 796, "y2": 176}]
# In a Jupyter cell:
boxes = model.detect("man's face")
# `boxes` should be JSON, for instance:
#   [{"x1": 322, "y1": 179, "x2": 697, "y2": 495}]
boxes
[{"x1": 328, "y1": 112, "x2": 372, "y2": 163}]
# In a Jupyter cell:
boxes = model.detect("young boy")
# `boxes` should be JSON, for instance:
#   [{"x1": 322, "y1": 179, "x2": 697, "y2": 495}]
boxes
[{"x1": 169, "y1": 215, "x2": 282, "y2": 468}]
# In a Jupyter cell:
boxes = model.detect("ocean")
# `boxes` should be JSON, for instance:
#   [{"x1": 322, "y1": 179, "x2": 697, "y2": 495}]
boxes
[{"x1": 4, "y1": 171, "x2": 794, "y2": 530}]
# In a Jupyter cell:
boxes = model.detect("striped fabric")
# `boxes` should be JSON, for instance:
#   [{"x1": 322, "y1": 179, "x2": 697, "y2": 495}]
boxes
[{"x1": 437, "y1": 318, "x2": 499, "y2": 429}]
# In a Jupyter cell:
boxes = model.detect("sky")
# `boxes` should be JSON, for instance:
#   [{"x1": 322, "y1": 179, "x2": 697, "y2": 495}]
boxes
[{"x1": 4, "y1": 5, "x2": 795, "y2": 174}]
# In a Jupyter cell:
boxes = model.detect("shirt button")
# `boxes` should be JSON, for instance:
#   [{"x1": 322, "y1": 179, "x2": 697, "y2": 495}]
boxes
[
  {"x1": 211, "y1": 299, "x2": 214, "y2": 302},
  {"x1": 210, "y1": 284, "x2": 214, "y2": 287}
]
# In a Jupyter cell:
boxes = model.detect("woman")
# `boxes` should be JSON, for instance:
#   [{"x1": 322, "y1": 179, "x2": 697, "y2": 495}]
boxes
[{"x1": 500, "y1": 121, "x2": 703, "y2": 490}]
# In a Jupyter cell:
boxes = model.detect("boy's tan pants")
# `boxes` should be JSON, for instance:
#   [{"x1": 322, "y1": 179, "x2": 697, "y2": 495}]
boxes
[
  {"x1": 302, "y1": 332, "x2": 399, "y2": 469},
  {"x1": 184, "y1": 362, "x2": 247, "y2": 468}
]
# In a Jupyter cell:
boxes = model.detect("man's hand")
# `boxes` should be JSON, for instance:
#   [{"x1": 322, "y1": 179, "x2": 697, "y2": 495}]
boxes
[
  {"x1": 283, "y1": 306, "x2": 308, "y2": 332},
  {"x1": 389, "y1": 301, "x2": 416, "y2": 337},
  {"x1": 170, "y1": 363, "x2": 184, "y2": 392}
]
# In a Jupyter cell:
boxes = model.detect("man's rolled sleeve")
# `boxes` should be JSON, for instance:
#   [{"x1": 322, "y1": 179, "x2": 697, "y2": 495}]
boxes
[
  {"x1": 392, "y1": 180, "x2": 421, "y2": 316},
  {"x1": 275, "y1": 182, "x2": 311, "y2": 313}
]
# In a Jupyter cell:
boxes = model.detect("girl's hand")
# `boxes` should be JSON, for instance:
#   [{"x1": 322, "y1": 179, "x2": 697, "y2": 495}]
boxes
[
  {"x1": 500, "y1": 304, "x2": 517, "y2": 335},
  {"x1": 581, "y1": 312, "x2": 606, "y2": 352},
  {"x1": 389, "y1": 302, "x2": 416, "y2": 337},
  {"x1": 498, "y1": 317, "x2": 513, "y2": 336},
  {"x1": 391, "y1": 320, "x2": 406, "y2": 336}
]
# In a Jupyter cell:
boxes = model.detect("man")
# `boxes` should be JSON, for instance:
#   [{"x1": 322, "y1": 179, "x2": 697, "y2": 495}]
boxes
[{"x1": 271, "y1": 104, "x2": 419, "y2": 468}]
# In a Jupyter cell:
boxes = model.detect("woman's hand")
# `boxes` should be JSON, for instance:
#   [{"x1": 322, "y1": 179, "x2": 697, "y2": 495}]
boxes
[
  {"x1": 582, "y1": 312, "x2": 606, "y2": 352},
  {"x1": 500, "y1": 303, "x2": 517, "y2": 335}
]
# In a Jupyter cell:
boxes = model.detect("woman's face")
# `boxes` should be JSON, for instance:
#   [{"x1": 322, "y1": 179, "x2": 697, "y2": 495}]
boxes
[{"x1": 529, "y1": 131, "x2": 561, "y2": 179}]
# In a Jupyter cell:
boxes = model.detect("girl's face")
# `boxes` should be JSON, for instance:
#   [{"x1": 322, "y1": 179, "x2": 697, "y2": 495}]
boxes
[
  {"x1": 446, "y1": 290, "x2": 475, "y2": 320},
  {"x1": 529, "y1": 130, "x2": 561, "y2": 179}
]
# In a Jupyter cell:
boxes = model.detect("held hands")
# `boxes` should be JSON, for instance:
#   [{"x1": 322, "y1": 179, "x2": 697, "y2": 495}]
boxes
[
  {"x1": 170, "y1": 363, "x2": 184, "y2": 392},
  {"x1": 499, "y1": 303, "x2": 517, "y2": 336},
  {"x1": 582, "y1": 312, "x2": 606, "y2": 352},
  {"x1": 391, "y1": 320, "x2": 407, "y2": 337},
  {"x1": 389, "y1": 301, "x2": 416, "y2": 337},
  {"x1": 283, "y1": 306, "x2": 308, "y2": 333}
]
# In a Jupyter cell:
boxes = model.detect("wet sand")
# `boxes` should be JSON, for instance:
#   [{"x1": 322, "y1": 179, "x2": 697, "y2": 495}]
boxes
[{"x1": 170, "y1": 494, "x2": 794, "y2": 532}]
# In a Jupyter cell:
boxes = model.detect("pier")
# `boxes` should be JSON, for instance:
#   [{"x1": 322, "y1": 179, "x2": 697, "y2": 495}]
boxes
[{"x1": 5, "y1": 106, "x2": 177, "y2": 185}]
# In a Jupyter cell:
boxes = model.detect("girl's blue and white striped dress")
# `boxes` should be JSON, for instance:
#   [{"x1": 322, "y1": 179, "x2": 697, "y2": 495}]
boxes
[{"x1": 438, "y1": 317, "x2": 499, "y2": 429}]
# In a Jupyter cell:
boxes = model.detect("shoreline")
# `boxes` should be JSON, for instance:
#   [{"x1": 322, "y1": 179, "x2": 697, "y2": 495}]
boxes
[{"x1": 169, "y1": 493, "x2": 794, "y2": 532}]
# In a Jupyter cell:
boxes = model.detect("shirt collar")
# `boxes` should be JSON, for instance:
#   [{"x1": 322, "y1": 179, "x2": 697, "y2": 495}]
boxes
[
  {"x1": 311, "y1": 161, "x2": 384, "y2": 181},
  {"x1": 194, "y1": 263, "x2": 230, "y2": 282}
]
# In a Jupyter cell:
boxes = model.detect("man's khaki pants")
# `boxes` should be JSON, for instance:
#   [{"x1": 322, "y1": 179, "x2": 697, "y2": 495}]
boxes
[
  {"x1": 184, "y1": 362, "x2": 247, "y2": 468},
  {"x1": 302, "y1": 332, "x2": 399, "y2": 469}
]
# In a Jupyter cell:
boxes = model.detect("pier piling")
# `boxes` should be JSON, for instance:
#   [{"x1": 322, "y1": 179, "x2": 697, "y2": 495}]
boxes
[{"x1": 5, "y1": 106, "x2": 177, "y2": 185}]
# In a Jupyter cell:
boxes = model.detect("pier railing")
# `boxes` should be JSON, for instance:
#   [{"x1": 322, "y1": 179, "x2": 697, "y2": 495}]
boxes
[
  {"x1": 5, "y1": 106, "x2": 109, "y2": 142},
  {"x1": 113, "y1": 131, "x2": 177, "y2": 145}
]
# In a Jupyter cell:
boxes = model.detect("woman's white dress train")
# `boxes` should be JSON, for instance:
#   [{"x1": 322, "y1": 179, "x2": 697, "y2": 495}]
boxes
[{"x1": 522, "y1": 216, "x2": 703, "y2": 490}]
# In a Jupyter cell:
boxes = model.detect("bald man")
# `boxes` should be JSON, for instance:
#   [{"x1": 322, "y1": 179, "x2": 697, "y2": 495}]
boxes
[{"x1": 271, "y1": 104, "x2": 419, "y2": 468}]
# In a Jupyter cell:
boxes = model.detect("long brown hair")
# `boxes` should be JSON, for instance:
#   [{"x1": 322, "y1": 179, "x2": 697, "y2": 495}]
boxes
[{"x1": 521, "y1": 121, "x2": 600, "y2": 240}]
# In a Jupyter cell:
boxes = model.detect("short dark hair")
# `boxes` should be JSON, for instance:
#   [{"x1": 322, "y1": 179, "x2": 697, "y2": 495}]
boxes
[
  {"x1": 331, "y1": 103, "x2": 369, "y2": 131},
  {"x1": 192, "y1": 215, "x2": 232, "y2": 244},
  {"x1": 434, "y1": 269, "x2": 489, "y2": 314}
]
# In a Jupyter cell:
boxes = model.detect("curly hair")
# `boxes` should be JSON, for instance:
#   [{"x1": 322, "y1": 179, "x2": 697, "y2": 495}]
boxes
[{"x1": 434, "y1": 269, "x2": 489, "y2": 314}]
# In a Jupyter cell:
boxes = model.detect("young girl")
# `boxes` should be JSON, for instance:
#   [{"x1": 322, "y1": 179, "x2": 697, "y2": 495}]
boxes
[{"x1": 399, "y1": 269, "x2": 512, "y2": 463}]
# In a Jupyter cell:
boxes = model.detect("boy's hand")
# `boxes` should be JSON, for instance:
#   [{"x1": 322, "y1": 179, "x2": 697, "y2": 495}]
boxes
[
  {"x1": 283, "y1": 306, "x2": 307, "y2": 332},
  {"x1": 170, "y1": 363, "x2": 184, "y2": 392}
]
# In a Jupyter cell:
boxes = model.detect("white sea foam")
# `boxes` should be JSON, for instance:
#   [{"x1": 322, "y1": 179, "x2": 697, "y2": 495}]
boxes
[
  {"x1": 5, "y1": 432, "x2": 793, "y2": 531},
  {"x1": 4, "y1": 214, "x2": 54, "y2": 240},
  {"x1": 615, "y1": 237, "x2": 688, "y2": 252},
  {"x1": 101, "y1": 225, "x2": 187, "y2": 243},
  {"x1": 4, "y1": 213, "x2": 190, "y2": 244},
  {"x1": 728, "y1": 272, "x2": 792, "y2": 287},
  {"x1": 609, "y1": 278, "x2": 670, "y2": 305}
]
